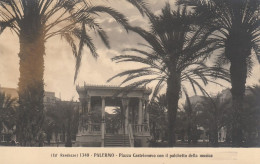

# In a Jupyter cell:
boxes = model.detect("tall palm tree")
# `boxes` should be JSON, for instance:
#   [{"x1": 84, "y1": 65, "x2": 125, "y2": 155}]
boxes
[
  {"x1": 178, "y1": 0, "x2": 260, "y2": 146},
  {"x1": 0, "y1": 0, "x2": 128, "y2": 145},
  {"x1": 108, "y1": 3, "x2": 229, "y2": 146}
]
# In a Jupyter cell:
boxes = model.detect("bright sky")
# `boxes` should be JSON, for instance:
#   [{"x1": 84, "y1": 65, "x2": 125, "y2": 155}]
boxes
[{"x1": 0, "y1": 0, "x2": 259, "y2": 103}]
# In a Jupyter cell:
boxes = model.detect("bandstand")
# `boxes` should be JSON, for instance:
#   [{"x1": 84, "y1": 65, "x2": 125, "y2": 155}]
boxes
[{"x1": 75, "y1": 84, "x2": 152, "y2": 147}]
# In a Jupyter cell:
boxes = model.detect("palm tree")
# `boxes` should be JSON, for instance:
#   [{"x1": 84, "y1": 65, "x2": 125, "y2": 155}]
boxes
[
  {"x1": 108, "y1": 3, "x2": 229, "y2": 146},
  {"x1": 178, "y1": 0, "x2": 260, "y2": 147},
  {"x1": 0, "y1": 0, "x2": 128, "y2": 145}
]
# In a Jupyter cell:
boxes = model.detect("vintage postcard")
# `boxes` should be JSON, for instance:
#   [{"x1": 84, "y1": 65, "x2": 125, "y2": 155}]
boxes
[{"x1": 0, "y1": 0, "x2": 259, "y2": 163}]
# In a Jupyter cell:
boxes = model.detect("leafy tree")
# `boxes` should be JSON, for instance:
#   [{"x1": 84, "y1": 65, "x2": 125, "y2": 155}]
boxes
[
  {"x1": 148, "y1": 94, "x2": 168, "y2": 142},
  {"x1": 43, "y1": 115, "x2": 55, "y2": 145},
  {"x1": 108, "y1": 3, "x2": 229, "y2": 146},
  {"x1": 181, "y1": 93, "x2": 202, "y2": 144},
  {"x1": 0, "y1": 92, "x2": 17, "y2": 135},
  {"x1": 198, "y1": 93, "x2": 232, "y2": 146},
  {"x1": 63, "y1": 102, "x2": 79, "y2": 147},
  {"x1": 16, "y1": 86, "x2": 45, "y2": 146},
  {"x1": 43, "y1": 104, "x2": 64, "y2": 145},
  {"x1": 243, "y1": 84, "x2": 260, "y2": 146},
  {"x1": 0, "y1": 0, "x2": 128, "y2": 145},
  {"x1": 43, "y1": 101, "x2": 79, "y2": 147},
  {"x1": 175, "y1": 110, "x2": 187, "y2": 142},
  {"x1": 178, "y1": 0, "x2": 260, "y2": 147},
  {"x1": 105, "y1": 107, "x2": 122, "y2": 134}
]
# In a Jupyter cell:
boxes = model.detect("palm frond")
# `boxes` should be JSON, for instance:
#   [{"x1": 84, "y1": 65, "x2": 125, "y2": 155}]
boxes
[
  {"x1": 126, "y1": 0, "x2": 149, "y2": 16},
  {"x1": 84, "y1": 5, "x2": 129, "y2": 29}
]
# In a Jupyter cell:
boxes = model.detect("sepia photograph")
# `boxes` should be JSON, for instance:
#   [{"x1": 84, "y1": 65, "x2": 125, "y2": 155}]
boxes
[{"x1": 0, "y1": 0, "x2": 260, "y2": 163}]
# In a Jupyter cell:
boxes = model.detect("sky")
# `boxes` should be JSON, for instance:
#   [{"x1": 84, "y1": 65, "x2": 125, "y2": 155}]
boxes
[{"x1": 0, "y1": 0, "x2": 259, "y2": 103}]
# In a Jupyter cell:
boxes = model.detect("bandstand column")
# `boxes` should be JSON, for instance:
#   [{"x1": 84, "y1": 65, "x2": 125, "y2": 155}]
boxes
[
  {"x1": 86, "y1": 96, "x2": 91, "y2": 133},
  {"x1": 101, "y1": 97, "x2": 105, "y2": 122},
  {"x1": 79, "y1": 98, "x2": 85, "y2": 113},
  {"x1": 122, "y1": 98, "x2": 129, "y2": 134},
  {"x1": 87, "y1": 96, "x2": 91, "y2": 113},
  {"x1": 101, "y1": 96, "x2": 106, "y2": 147},
  {"x1": 138, "y1": 98, "x2": 143, "y2": 125},
  {"x1": 144, "y1": 99, "x2": 149, "y2": 124},
  {"x1": 121, "y1": 97, "x2": 129, "y2": 134}
]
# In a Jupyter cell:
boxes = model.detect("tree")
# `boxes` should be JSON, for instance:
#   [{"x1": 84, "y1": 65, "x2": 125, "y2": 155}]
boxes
[
  {"x1": 178, "y1": 0, "x2": 260, "y2": 147},
  {"x1": 148, "y1": 94, "x2": 168, "y2": 142},
  {"x1": 43, "y1": 104, "x2": 64, "y2": 145},
  {"x1": 0, "y1": 92, "x2": 16, "y2": 135},
  {"x1": 243, "y1": 84, "x2": 260, "y2": 146},
  {"x1": 198, "y1": 93, "x2": 232, "y2": 146},
  {"x1": 16, "y1": 86, "x2": 45, "y2": 146},
  {"x1": 0, "y1": 0, "x2": 128, "y2": 145},
  {"x1": 63, "y1": 101, "x2": 79, "y2": 147},
  {"x1": 43, "y1": 101, "x2": 79, "y2": 147},
  {"x1": 181, "y1": 93, "x2": 202, "y2": 144},
  {"x1": 105, "y1": 107, "x2": 122, "y2": 134},
  {"x1": 108, "y1": 3, "x2": 229, "y2": 146}
]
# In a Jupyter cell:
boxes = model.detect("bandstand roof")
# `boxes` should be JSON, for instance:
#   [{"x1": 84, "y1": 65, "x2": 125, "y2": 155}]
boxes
[{"x1": 76, "y1": 84, "x2": 152, "y2": 100}]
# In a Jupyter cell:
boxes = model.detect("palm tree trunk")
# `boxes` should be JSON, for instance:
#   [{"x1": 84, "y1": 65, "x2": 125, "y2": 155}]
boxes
[
  {"x1": 166, "y1": 70, "x2": 181, "y2": 147},
  {"x1": 230, "y1": 57, "x2": 247, "y2": 147},
  {"x1": 17, "y1": 27, "x2": 45, "y2": 145}
]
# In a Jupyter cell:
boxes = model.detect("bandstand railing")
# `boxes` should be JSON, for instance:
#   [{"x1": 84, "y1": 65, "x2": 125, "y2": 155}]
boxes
[
  {"x1": 132, "y1": 124, "x2": 150, "y2": 135},
  {"x1": 80, "y1": 123, "x2": 150, "y2": 136},
  {"x1": 81, "y1": 123, "x2": 101, "y2": 134}
]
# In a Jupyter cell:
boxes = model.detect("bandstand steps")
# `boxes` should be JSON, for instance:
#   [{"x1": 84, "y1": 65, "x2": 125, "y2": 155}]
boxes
[{"x1": 104, "y1": 135, "x2": 130, "y2": 147}]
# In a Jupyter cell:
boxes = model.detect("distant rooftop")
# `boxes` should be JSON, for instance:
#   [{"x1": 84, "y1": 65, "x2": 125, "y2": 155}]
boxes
[
  {"x1": 0, "y1": 85, "x2": 60, "y2": 102},
  {"x1": 0, "y1": 87, "x2": 18, "y2": 99}
]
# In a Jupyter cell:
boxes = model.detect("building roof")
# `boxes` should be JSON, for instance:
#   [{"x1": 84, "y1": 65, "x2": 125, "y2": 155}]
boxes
[
  {"x1": 0, "y1": 85, "x2": 60, "y2": 102},
  {"x1": 0, "y1": 87, "x2": 18, "y2": 99}
]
